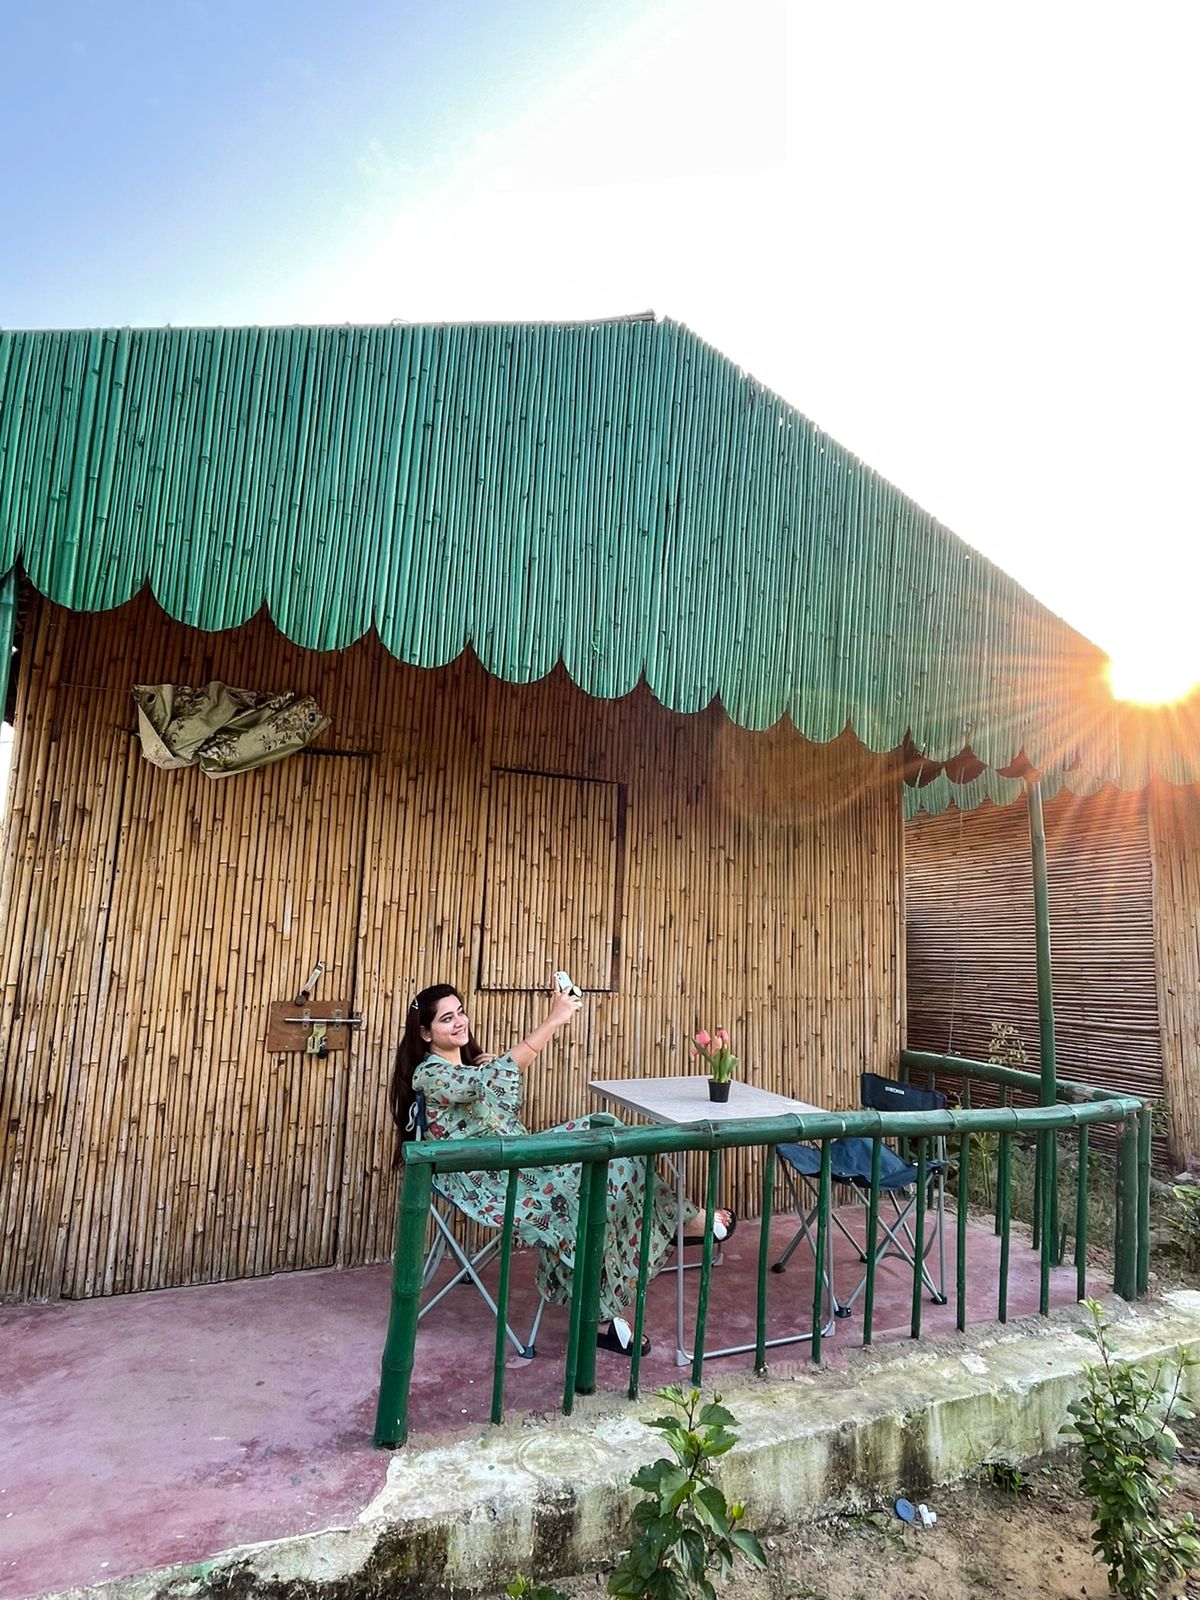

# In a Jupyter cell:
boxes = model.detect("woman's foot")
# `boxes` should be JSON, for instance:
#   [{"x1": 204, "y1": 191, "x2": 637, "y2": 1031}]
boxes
[
  {"x1": 682, "y1": 1207, "x2": 737, "y2": 1246},
  {"x1": 596, "y1": 1317, "x2": 651, "y2": 1357}
]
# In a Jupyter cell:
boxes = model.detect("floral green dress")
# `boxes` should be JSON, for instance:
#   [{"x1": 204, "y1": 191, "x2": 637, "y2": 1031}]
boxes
[{"x1": 413, "y1": 1052, "x2": 695, "y2": 1320}]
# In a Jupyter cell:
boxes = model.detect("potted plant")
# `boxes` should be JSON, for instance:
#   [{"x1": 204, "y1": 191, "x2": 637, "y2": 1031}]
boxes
[{"x1": 692, "y1": 1026, "x2": 738, "y2": 1102}]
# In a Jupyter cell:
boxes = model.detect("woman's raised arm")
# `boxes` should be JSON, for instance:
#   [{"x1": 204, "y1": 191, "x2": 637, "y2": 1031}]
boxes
[{"x1": 508, "y1": 985, "x2": 582, "y2": 1071}]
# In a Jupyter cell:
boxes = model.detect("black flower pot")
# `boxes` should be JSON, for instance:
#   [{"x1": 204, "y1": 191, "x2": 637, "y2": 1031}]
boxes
[{"x1": 708, "y1": 1079, "x2": 731, "y2": 1103}]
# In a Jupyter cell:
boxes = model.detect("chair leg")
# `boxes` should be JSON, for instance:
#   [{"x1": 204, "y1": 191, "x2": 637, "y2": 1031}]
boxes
[
  {"x1": 419, "y1": 1215, "x2": 532, "y2": 1356},
  {"x1": 523, "y1": 1294, "x2": 548, "y2": 1357},
  {"x1": 770, "y1": 1170, "x2": 849, "y2": 1317},
  {"x1": 877, "y1": 1188, "x2": 947, "y2": 1304}
]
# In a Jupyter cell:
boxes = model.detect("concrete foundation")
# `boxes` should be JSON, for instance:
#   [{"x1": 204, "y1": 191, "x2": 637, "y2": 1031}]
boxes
[{"x1": 33, "y1": 1291, "x2": 1200, "y2": 1600}]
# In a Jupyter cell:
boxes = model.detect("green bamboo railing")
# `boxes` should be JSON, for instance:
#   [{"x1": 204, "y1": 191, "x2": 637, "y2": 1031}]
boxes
[
  {"x1": 374, "y1": 1076, "x2": 1146, "y2": 1448},
  {"x1": 901, "y1": 1050, "x2": 1151, "y2": 1303}
]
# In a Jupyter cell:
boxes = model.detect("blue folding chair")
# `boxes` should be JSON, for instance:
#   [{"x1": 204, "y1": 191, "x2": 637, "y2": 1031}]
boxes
[
  {"x1": 771, "y1": 1073, "x2": 948, "y2": 1317},
  {"x1": 408, "y1": 1092, "x2": 548, "y2": 1359}
]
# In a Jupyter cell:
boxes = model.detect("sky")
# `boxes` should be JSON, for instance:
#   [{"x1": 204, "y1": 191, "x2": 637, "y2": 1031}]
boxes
[{"x1": 2, "y1": 0, "x2": 1198, "y2": 701}]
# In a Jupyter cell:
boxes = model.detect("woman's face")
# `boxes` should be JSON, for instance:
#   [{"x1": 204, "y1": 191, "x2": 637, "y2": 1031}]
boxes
[{"x1": 423, "y1": 993, "x2": 470, "y2": 1057}]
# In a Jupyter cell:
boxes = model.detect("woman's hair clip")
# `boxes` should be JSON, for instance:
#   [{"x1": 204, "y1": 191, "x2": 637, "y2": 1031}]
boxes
[{"x1": 408, "y1": 997, "x2": 419, "y2": 1013}]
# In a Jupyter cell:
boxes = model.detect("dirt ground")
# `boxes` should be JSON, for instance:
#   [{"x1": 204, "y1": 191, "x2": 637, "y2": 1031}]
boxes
[{"x1": 495, "y1": 1447, "x2": 1200, "y2": 1600}]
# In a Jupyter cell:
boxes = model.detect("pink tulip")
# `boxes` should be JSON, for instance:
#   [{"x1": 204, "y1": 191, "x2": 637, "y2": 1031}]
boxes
[
  {"x1": 694, "y1": 1029, "x2": 711, "y2": 1047},
  {"x1": 715, "y1": 1027, "x2": 730, "y2": 1045}
]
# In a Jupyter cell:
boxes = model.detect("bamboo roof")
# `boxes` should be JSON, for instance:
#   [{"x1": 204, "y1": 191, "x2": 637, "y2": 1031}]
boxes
[{"x1": 0, "y1": 316, "x2": 1194, "y2": 805}]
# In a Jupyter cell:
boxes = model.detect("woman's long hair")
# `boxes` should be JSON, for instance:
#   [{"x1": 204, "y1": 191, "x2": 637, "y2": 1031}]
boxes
[{"x1": 389, "y1": 984, "x2": 485, "y2": 1167}]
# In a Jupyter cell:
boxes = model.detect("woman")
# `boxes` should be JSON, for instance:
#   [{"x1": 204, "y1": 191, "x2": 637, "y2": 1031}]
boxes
[{"x1": 389, "y1": 982, "x2": 735, "y2": 1356}]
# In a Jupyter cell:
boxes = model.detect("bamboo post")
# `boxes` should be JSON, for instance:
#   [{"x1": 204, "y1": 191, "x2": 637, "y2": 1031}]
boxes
[
  {"x1": 374, "y1": 1158, "x2": 433, "y2": 1448},
  {"x1": 1075, "y1": 1126, "x2": 1090, "y2": 1302},
  {"x1": 1027, "y1": 780, "x2": 1061, "y2": 1267},
  {"x1": 490, "y1": 1170, "x2": 521, "y2": 1424},
  {"x1": 1137, "y1": 1107, "x2": 1151, "y2": 1296},
  {"x1": 1114, "y1": 1116, "x2": 1139, "y2": 1300},
  {"x1": 574, "y1": 1113, "x2": 616, "y2": 1395}
]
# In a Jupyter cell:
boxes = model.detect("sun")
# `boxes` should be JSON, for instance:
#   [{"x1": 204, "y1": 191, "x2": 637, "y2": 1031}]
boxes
[{"x1": 1106, "y1": 651, "x2": 1200, "y2": 706}]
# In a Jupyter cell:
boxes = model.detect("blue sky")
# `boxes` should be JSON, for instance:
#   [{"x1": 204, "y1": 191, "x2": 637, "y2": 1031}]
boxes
[
  {"x1": 4, "y1": 0, "x2": 620, "y2": 326},
  {"x1": 3, "y1": 0, "x2": 1198, "y2": 697}
]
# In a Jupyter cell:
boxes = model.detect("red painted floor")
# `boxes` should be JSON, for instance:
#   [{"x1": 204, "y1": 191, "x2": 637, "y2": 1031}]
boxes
[{"x1": 1, "y1": 1210, "x2": 1090, "y2": 1600}]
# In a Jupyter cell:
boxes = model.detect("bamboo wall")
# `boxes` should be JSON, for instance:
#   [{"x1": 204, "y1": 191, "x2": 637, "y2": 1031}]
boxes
[
  {"x1": 906, "y1": 787, "x2": 1169, "y2": 1148},
  {"x1": 1148, "y1": 780, "x2": 1200, "y2": 1165},
  {"x1": 0, "y1": 588, "x2": 905, "y2": 1300}
]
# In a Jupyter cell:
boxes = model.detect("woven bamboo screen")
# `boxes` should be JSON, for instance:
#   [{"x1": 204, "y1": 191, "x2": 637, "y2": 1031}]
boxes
[
  {"x1": 0, "y1": 588, "x2": 904, "y2": 1300},
  {"x1": 1148, "y1": 780, "x2": 1200, "y2": 1165},
  {"x1": 906, "y1": 786, "x2": 1169, "y2": 1146}
]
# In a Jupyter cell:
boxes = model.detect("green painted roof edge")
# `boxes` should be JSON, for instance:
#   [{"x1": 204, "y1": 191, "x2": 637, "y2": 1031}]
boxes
[{"x1": 1, "y1": 316, "x2": 1195, "y2": 804}]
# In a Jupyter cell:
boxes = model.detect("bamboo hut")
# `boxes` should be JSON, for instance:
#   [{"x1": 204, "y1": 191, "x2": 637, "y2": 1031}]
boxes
[{"x1": 1, "y1": 316, "x2": 1196, "y2": 1301}]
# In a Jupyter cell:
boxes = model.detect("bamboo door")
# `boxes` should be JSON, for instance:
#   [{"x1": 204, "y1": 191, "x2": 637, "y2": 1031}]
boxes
[{"x1": 47, "y1": 744, "x2": 368, "y2": 1296}]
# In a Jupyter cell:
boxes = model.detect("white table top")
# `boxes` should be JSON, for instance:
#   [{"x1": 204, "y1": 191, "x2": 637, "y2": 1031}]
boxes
[{"x1": 588, "y1": 1074, "x2": 822, "y2": 1125}]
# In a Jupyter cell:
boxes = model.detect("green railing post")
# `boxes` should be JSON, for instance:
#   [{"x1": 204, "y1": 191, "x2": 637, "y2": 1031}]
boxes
[
  {"x1": 1028, "y1": 780, "x2": 1061, "y2": 1266},
  {"x1": 997, "y1": 1131, "x2": 1012, "y2": 1323},
  {"x1": 1137, "y1": 1108, "x2": 1151, "y2": 1296},
  {"x1": 911, "y1": 1140, "x2": 928, "y2": 1339},
  {"x1": 956, "y1": 1132, "x2": 969, "y2": 1333},
  {"x1": 374, "y1": 1158, "x2": 434, "y2": 1448},
  {"x1": 574, "y1": 1115, "x2": 617, "y2": 1396},
  {"x1": 1038, "y1": 1130, "x2": 1052, "y2": 1315},
  {"x1": 1114, "y1": 1116, "x2": 1139, "y2": 1301},
  {"x1": 755, "y1": 1145, "x2": 777, "y2": 1373},
  {"x1": 490, "y1": 1170, "x2": 521, "y2": 1424},
  {"x1": 628, "y1": 1153, "x2": 657, "y2": 1400},
  {"x1": 1075, "y1": 1126, "x2": 1089, "y2": 1303},
  {"x1": 561, "y1": 1166, "x2": 594, "y2": 1413}
]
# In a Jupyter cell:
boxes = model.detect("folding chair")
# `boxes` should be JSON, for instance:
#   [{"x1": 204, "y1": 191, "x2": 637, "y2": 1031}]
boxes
[
  {"x1": 771, "y1": 1072, "x2": 948, "y2": 1316},
  {"x1": 408, "y1": 1092, "x2": 548, "y2": 1359}
]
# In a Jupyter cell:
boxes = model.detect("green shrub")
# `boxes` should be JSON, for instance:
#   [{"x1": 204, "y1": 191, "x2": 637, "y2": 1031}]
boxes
[
  {"x1": 1167, "y1": 1182, "x2": 1200, "y2": 1272},
  {"x1": 1062, "y1": 1299, "x2": 1200, "y2": 1599},
  {"x1": 607, "y1": 1386, "x2": 767, "y2": 1600}
]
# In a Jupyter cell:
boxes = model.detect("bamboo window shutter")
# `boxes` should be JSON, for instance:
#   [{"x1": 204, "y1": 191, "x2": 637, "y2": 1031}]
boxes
[{"x1": 480, "y1": 770, "x2": 624, "y2": 992}]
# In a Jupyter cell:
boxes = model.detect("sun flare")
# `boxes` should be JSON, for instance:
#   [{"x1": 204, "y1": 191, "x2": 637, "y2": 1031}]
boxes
[{"x1": 1106, "y1": 652, "x2": 1200, "y2": 706}]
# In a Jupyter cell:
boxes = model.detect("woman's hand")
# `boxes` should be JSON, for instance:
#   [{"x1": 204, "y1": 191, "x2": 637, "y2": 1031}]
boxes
[
  {"x1": 476, "y1": 1052, "x2": 498, "y2": 1066},
  {"x1": 547, "y1": 986, "x2": 583, "y2": 1029},
  {"x1": 507, "y1": 983, "x2": 583, "y2": 1071}
]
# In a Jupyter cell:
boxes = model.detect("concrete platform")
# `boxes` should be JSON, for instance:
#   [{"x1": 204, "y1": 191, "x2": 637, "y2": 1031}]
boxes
[{"x1": 2, "y1": 1209, "x2": 1108, "y2": 1600}]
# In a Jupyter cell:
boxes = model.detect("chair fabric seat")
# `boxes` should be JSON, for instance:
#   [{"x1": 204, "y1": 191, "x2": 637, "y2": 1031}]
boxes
[{"x1": 777, "y1": 1136, "x2": 938, "y2": 1190}]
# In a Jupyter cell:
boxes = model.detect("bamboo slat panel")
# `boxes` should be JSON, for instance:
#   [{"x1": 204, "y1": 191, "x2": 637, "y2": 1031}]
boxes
[
  {"x1": 1148, "y1": 780, "x2": 1200, "y2": 1165},
  {"x1": 906, "y1": 787, "x2": 1167, "y2": 1142},
  {"x1": 0, "y1": 587, "x2": 905, "y2": 1299}
]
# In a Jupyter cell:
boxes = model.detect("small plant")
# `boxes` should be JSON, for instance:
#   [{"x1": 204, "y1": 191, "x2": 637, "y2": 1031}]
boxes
[
  {"x1": 1061, "y1": 1299, "x2": 1200, "y2": 1599},
  {"x1": 983, "y1": 1458, "x2": 1026, "y2": 1495},
  {"x1": 507, "y1": 1581, "x2": 568, "y2": 1600},
  {"x1": 607, "y1": 1385, "x2": 766, "y2": 1600}
]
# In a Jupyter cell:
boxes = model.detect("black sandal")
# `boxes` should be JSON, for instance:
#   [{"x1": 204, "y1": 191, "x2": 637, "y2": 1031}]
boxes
[
  {"x1": 682, "y1": 1208, "x2": 738, "y2": 1247},
  {"x1": 596, "y1": 1323, "x2": 652, "y2": 1357}
]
